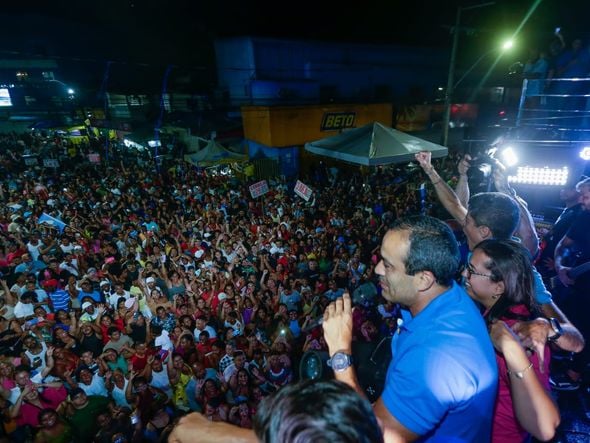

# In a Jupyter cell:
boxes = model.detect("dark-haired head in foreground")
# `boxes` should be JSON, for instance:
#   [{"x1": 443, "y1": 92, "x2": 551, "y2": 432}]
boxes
[{"x1": 253, "y1": 379, "x2": 383, "y2": 443}]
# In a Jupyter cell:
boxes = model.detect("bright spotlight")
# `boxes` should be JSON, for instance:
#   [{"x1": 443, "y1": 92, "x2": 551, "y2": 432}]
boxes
[
  {"x1": 580, "y1": 147, "x2": 590, "y2": 160},
  {"x1": 501, "y1": 146, "x2": 518, "y2": 167},
  {"x1": 502, "y1": 40, "x2": 514, "y2": 50},
  {"x1": 508, "y1": 166, "x2": 569, "y2": 186},
  {"x1": 67, "y1": 88, "x2": 75, "y2": 95}
]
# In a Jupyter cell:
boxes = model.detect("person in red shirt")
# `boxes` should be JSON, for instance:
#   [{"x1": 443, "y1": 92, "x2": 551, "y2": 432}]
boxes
[
  {"x1": 96, "y1": 312, "x2": 125, "y2": 345},
  {"x1": 129, "y1": 342, "x2": 153, "y2": 374},
  {"x1": 196, "y1": 330, "x2": 214, "y2": 357},
  {"x1": 9, "y1": 382, "x2": 67, "y2": 427}
]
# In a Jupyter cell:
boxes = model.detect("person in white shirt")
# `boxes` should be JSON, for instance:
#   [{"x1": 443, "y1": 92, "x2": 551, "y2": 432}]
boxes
[
  {"x1": 80, "y1": 301, "x2": 100, "y2": 322},
  {"x1": 193, "y1": 316, "x2": 217, "y2": 341},
  {"x1": 59, "y1": 254, "x2": 79, "y2": 277},
  {"x1": 107, "y1": 284, "x2": 130, "y2": 309},
  {"x1": 58, "y1": 237, "x2": 75, "y2": 255},
  {"x1": 14, "y1": 291, "x2": 36, "y2": 320},
  {"x1": 153, "y1": 325, "x2": 173, "y2": 355},
  {"x1": 67, "y1": 367, "x2": 108, "y2": 397}
]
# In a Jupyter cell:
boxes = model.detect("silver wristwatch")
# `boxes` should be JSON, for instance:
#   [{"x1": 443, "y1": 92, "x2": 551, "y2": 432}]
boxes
[{"x1": 327, "y1": 351, "x2": 353, "y2": 373}]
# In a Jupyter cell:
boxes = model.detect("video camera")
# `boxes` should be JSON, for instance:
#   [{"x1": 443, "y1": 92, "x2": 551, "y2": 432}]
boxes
[{"x1": 468, "y1": 147, "x2": 497, "y2": 178}]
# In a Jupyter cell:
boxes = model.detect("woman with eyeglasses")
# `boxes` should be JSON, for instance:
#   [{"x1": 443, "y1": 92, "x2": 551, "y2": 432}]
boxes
[{"x1": 463, "y1": 239, "x2": 560, "y2": 443}]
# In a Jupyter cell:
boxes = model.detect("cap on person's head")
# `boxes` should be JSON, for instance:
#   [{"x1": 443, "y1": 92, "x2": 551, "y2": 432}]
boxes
[
  {"x1": 146, "y1": 277, "x2": 155, "y2": 284},
  {"x1": 42, "y1": 279, "x2": 58, "y2": 288},
  {"x1": 87, "y1": 267, "x2": 97, "y2": 274},
  {"x1": 82, "y1": 301, "x2": 93, "y2": 310},
  {"x1": 100, "y1": 280, "x2": 110, "y2": 287},
  {"x1": 217, "y1": 292, "x2": 227, "y2": 301},
  {"x1": 194, "y1": 249, "x2": 205, "y2": 259}
]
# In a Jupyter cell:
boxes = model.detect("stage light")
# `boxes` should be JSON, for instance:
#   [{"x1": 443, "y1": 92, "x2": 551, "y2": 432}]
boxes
[
  {"x1": 67, "y1": 88, "x2": 75, "y2": 95},
  {"x1": 580, "y1": 147, "x2": 590, "y2": 160},
  {"x1": 500, "y1": 146, "x2": 518, "y2": 167},
  {"x1": 508, "y1": 166, "x2": 569, "y2": 186}
]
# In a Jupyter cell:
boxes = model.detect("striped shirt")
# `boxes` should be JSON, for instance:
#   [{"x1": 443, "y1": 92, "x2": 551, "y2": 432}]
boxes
[{"x1": 49, "y1": 289, "x2": 70, "y2": 312}]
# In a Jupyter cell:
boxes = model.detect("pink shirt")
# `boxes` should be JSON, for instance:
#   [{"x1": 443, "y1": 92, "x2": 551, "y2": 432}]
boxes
[
  {"x1": 16, "y1": 386, "x2": 67, "y2": 427},
  {"x1": 491, "y1": 306, "x2": 551, "y2": 443}
]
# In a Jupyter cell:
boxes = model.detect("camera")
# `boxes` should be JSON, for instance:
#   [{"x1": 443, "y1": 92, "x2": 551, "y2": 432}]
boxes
[{"x1": 468, "y1": 148, "x2": 497, "y2": 178}]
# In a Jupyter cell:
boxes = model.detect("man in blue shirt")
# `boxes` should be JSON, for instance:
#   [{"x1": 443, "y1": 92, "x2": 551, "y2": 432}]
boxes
[
  {"x1": 77, "y1": 280, "x2": 102, "y2": 304},
  {"x1": 323, "y1": 216, "x2": 498, "y2": 442},
  {"x1": 45, "y1": 279, "x2": 70, "y2": 313},
  {"x1": 323, "y1": 279, "x2": 344, "y2": 301}
]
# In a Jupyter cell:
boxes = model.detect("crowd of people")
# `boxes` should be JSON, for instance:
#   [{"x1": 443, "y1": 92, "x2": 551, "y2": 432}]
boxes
[
  {"x1": 0, "y1": 130, "x2": 462, "y2": 442},
  {"x1": 0, "y1": 129, "x2": 587, "y2": 443}
]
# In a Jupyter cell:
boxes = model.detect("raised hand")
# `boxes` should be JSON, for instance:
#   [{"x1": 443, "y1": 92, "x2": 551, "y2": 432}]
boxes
[
  {"x1": 414, "y1": 151, "x2": 433, "y2": 171},
  {"x1": 322, "y1": 292, "x2": 353, "y2": 356}
]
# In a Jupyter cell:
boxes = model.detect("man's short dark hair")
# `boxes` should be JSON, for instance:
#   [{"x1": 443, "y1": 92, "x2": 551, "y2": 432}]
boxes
[
  {"x1": 253, "y1": 380, "x2": 383, "y2": 443},
  {"x1": 468, "y1": 192, "x2": 519, "y2": 240},
  {"x1": 107, "y1": 326, "x2": 119, "y2": 336},
  {"x1": 70, "y1": 387, "x2": 86, "y2": 399},
  {"x1": 391, "y1": 216, "x2": 460, "y2": 286}
]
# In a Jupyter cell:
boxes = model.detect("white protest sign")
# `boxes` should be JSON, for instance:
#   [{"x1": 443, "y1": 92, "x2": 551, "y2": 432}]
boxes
[
  {"x1": 249, "y1": 180, "x2": 269, "y2": 198},
  {"x1": 294, "y1": 180, "x2": 313, "y2": 201}
]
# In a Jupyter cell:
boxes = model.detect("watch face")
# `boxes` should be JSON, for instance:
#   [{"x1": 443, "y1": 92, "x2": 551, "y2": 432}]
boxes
[{"x1": 330, "y1": 352, "x2": 351, "y2": 371}]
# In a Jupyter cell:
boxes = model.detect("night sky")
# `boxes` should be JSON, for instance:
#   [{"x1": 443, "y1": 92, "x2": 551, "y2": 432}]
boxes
[{"x1": 1, "y1": 0, "x2": 589, "y2": 91}]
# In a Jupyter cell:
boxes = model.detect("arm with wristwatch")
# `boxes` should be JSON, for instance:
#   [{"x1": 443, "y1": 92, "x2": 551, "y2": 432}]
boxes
[{"x1": 323, "y1": 293, "x2": 419, "y2": 443}]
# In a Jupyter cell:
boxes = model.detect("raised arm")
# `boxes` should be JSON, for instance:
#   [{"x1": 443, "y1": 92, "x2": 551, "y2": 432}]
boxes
[
  {"x1": 492, "y1": 163, "x2": 539, "y2": 257},
  {"x1": 455, "y1": 155, "x2": 471, "y2": 208},
  {"x1": 415, "y1": 152, "x2": 468, "y2": 223}
]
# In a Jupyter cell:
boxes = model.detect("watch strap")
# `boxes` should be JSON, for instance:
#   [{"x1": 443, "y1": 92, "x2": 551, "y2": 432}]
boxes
[{"x1": 547, "y1": 317, "x2": 563, "y2": 342}]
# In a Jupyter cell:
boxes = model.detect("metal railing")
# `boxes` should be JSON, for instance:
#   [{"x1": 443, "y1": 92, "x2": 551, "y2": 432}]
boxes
[{"x1": 516, "y1": 77, "x2": 590, "y2": 141}]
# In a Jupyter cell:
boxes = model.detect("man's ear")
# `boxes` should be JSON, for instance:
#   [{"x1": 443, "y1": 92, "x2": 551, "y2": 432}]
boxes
[
  {"x1": 479, "y1": 225, "x2": 493, "y2": 240},
  {"x1": 415, "y1": 270, "x2": 436, "y2": 292}
]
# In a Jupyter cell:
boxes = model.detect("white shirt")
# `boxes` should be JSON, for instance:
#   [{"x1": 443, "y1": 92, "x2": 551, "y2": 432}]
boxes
[
  {"x1": 26, "y1": 241, "x2": 44, "y2": 261},
  {"x1": 59, "y1": 244, "x2": 75, "y2": 254},
  {"x1": 108, "y1": 291, "x2": 130, "y2": 308},
  {"x1": 80, "y1": 373, "x2": 108, "y2": 397},
  {"x1": 14, "y1": 301, "x2": 35, "y2": 319},
  {"x1": 150, "y1": 366, "x2": 172, "y2": 400},
  {"x1": 193, "y1": 325, "x2": 217, "y2": 341},
  {"x1": 155, "y1": 330, "x2": 173, "y2": 352},
  {"x1": 60, "y1": 260, "x2": 79, "y2": 277}
]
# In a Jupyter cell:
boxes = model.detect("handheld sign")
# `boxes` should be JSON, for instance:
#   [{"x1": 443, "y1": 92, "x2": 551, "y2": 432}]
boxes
[
  {"x1": 294, "y1": 180, "x2": 313, "y2": 201},
  {"x1": 249, "y1": 180, "x2": 269, "y2": 199}
]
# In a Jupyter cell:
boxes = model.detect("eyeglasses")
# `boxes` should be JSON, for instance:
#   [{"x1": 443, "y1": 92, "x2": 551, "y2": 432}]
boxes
[{"x1": 465, "y1": 263, "x2": 493, "y2": 279}]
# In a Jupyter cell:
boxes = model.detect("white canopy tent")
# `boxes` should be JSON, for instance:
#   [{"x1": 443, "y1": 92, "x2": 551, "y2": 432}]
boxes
[{"x1": 304, "y1": 122, "x2": 448, "y2": 166}]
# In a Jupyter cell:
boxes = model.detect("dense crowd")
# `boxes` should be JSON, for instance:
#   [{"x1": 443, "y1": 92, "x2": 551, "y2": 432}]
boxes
[{"x1": 0, "y1": 131, "x2": 462, "y2": 443}]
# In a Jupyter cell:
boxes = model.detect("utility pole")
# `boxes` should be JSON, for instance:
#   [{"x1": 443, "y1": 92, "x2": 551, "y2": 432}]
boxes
[{"x1": 442, "y1": 2, "x2": 495, "y2": 147}]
